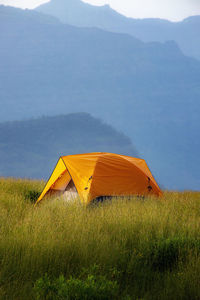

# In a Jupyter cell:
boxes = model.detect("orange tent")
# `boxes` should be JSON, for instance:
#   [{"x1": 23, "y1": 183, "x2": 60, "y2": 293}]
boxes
[{"x1": 36, "y1": 152, "x2": 162, "y2": 205}]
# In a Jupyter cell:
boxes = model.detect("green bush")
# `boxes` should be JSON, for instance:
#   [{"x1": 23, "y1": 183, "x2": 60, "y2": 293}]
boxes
[
  {"x1": 147, "y1": 238, "x2": 184, "y2": 271},
  {"x1": 34, "y1": 272, "x2": 119, "y2": 300}
]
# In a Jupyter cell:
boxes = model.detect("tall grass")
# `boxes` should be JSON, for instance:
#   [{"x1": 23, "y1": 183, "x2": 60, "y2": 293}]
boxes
[{"x1": 0, "y1": 178, "x2": 200, "y2": 299}]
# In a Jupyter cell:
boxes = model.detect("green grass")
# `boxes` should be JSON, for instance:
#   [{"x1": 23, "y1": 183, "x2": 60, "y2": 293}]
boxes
[{"x1": 0, "y1": 177, "x2": 200, "y2": 299}]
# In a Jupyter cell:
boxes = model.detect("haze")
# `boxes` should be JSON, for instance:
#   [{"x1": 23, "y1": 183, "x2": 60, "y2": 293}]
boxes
[{"x1": 0, "y1": 0, "x2": 200, "y2": 21}]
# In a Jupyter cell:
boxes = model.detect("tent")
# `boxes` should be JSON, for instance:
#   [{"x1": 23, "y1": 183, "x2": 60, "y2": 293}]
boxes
[{"x1": 36, "y1": 152, "x2": 162, "y2": 205}]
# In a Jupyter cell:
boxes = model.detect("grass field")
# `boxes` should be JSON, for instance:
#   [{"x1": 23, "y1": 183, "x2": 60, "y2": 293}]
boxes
[{"x1": 0, "y1": 178, "x2": 200, "y2": 299}]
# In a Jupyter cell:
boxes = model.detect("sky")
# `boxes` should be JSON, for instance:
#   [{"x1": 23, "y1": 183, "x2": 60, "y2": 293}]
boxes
[{"x1": 0, "y1": 0, "x2": 200, "y2": 21}]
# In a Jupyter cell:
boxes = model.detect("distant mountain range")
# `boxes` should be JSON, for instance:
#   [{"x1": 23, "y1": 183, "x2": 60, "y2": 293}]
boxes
[
  {"x1": 36, "y1": 0, "x2": 200, "y2": 60},
  {"x1": 0, "y1": 5, "x2": 200, "y2": 190},
  {"x1": 0, "y1": 113, "x2": 137, "y2": 179}
]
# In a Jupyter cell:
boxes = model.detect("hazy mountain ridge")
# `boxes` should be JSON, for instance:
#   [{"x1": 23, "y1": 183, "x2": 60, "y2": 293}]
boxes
[
  {"x1": 0, "y1": 113, "x2": 138, "y2": 179},
  {"x1": 1, "y1": 6, "x2": 200, "y2": 189},
  {"x1": 36, "y1": 0, "x2": 200, "y2": 60},
  {"x1": 0, "y1": 4, "x2": 60, "y2": 24}
]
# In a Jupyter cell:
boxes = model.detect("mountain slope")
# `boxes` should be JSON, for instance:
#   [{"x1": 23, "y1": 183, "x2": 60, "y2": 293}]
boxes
[
  {"x1": 1, "y1": 4, "x2": 59, "y2": 24},
  {"x1": 36, "y1": 0, "x2": 200, "y2": 60},
  {"x1": 1, "y1": 6, "x2": 200, "y2": 189},
  {"x1": 0, "y1": 113, "x2": 138, "y2": 179}
]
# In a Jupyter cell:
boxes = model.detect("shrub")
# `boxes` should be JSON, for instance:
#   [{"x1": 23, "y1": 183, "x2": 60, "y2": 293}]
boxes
[
  {"x1": 34, "y1": 272, "x2": 119, "y2": 300},
  {"x1": 147, "y1": 238, "x2": 185, "y2": 271}
]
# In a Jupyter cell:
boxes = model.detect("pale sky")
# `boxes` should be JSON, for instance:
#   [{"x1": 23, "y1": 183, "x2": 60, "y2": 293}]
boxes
[{"x1": 0, "y1": 0, "x2": 200, "y2": 21}]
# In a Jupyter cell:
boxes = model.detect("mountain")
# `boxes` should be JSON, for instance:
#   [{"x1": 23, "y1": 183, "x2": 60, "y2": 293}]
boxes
[
  {"x1": 1, "y1": 5, "x2": 200, "y2": 190},
  {"x1": 0, "y1": 113, "x2": 138, "y2": 179},
  {"x1": 0, "y1": 4, "x2": 59, "y2": 25},
  {"x1": 36, "y1": 0, "x2": 200, "y2": 60}
]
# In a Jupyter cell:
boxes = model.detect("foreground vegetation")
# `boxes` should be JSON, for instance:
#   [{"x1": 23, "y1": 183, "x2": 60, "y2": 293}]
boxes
[{"x1": 0, "y1": 178, "x2": 200, "y2": 299}]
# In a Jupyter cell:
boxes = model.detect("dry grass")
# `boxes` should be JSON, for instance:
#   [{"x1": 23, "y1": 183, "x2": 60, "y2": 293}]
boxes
[{"x1": 0, "y1": 178, "x2": 200, "y2": 299}]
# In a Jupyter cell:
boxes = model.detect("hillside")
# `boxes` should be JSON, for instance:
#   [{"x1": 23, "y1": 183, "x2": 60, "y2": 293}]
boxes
[
  {"x1": 0, "y1": 4, "x2": 59, "y2": 24},
  {"x1": 36, "y1": 0, "x2": 200, "y2": 60},
  {"x1": 0, "y1": 179, "x2": 200, "y2": 299},
  {"x1": 1, "y1": 5, "x2": 200, "y2": 189},
  {"x1": 0, "y1": 113, "x2": 138, "y2": 179}
]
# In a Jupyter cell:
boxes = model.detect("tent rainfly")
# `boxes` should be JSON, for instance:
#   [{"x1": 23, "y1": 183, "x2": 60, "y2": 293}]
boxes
[{"x1": 36, "y1": 152, "x2": 162, "y2": 205}]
